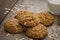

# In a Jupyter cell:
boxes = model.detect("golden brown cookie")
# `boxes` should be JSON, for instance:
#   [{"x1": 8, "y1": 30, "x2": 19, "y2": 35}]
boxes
[
  {"x1": 26, "y1": 24, "x2": 48, "y2": 39},
  {"x1": 37, "y1": 12, "x2": 54, "y2": 26},
  {"x1": 15, "y1": 10, "x2": 40, "y2": 27},
  {"x1": 15, "y1": 10, "x2": 33, "y2": 18},
  {"x1": 4, "y1": 19, "x2": 25, "y2": 33}
]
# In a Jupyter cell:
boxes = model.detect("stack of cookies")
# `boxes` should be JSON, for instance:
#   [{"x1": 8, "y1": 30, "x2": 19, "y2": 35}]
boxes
[{"x1": 4, "y1": 10, "x2": 54, "y2": 39}]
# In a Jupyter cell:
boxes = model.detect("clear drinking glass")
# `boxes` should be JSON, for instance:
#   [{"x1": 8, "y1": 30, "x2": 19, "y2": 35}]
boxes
[{"x1": 47, "y1": 0, "x2": 60, "y2": 15}]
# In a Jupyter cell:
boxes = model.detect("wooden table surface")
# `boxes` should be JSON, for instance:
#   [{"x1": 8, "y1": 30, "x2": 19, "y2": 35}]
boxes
[
  {"x1": 0, "y1": 0, "x2": 60, "y2": 40},
  {"x1": 0, "y1": 0, "x2": 19, "y2": 23}
]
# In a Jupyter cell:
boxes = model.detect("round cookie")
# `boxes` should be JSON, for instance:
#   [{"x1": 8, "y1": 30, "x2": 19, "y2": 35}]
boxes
[
  {"x1": 15, "y1": 10, "x2": 33, "y2": 19},
  {"x1": 26, "y1": 24, "x2": 48, "y2": 39},
  {"x1": 4, "y1": 19, "x2": 25, "y2": 33},
  {"x1": 15, "y1": 10, "x2": 40, "y2": 27},
  {"x1": 37, "y1": 12, "x2": 54, "y2": 26}
]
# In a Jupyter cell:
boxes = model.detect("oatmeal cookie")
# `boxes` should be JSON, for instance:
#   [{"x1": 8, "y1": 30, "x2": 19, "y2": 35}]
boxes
[
  {"x1": 4, "y1": 19, "x2": 25, "y2": 33},
  {"x1": 26, "y1": 24, "x2": 48, "y2": 39},
  {"x1": 37, "y1": 12, "x2": 54, "y2": 26},
  {"x1": 15, "y1": 10, "x2": 40, "y2": 27}
]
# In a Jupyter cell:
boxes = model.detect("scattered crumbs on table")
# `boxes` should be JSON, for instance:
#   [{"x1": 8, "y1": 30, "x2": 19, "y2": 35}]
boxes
[
  {"x1": 53, "y1": 37, "x2": 57, "y2": 40},
  {"x1": 11, "y1": 9, "x2": 14, "y2": 11},
  {"x1": 19, "y1": 38, "x2": 25, "y2": 40},
  {"x1": 6, "y1": 33, "x2": 11, "y2": 37},
  {"x1": 16, "y1": 38, "x2": 18, "y2": 40},
  {"x1": 8, "y1": 8, "x2": 11, "y2": 11},
  {"x1": 14, "y1": 7, "x2": 17, "y2": 9},
  {"x1": 29, "y1": 39, "x2": 33, "y2": 40},
  {"x1": 6, "y1": 11, "x2": 9, "y2": 13},
  {"x1": 15, "y1": 5, "x2": 18, "y2": 7},
  {"x1": 57, "y1": 28, "x2": 60, "y2": 31},
  {"x1": 12, "y1": 11, "x2": 16, "y2": 13},
  {"x1": 48, "y1": 35, "x2": 52, "y2": 38},
  {"x1": 4, "y1": 11, "x2": 9, "y2": 14},
  {"x1": 5, "y1": 8, "x2": 8, "y2": 10},
  {"x1": 54, "y1": 33, "x2": 58, "y2": 38},
  {"x1": 4, "y1": 12, "x2": 7, "y2": 14}
]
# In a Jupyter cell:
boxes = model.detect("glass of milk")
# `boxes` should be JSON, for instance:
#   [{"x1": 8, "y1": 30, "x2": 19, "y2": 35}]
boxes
[{"x1": 47, "y1": 0, "x2": 60, "y2": 15}]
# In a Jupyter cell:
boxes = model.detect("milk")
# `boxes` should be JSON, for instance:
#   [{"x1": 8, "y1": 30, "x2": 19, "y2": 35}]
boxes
[{"x1": 48, "y1": 0, "x2": 60, "y2": 15}]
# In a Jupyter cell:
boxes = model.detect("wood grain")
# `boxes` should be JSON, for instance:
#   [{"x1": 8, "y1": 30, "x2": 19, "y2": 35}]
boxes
[{"x1": 0, "y1": 0, "x2": 19, "y2": 23}]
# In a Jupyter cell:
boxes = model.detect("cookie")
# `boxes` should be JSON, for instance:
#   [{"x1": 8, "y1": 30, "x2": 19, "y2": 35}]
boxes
[
  {"x1": 37, "y1": 12, "x2": 54, "y2": 26},
  {"x1": 15, "y1": 10, "x2": 40, "y2": 27},
  {"x1": 4, "y1": 19, "x2": 25, "y2": 33},
  {"x1": 26, "y1": 24, "x2": 48, "y2": 39},
  {"x1": 15, "y1": 10, "x2": 33, "y2": 18}
]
